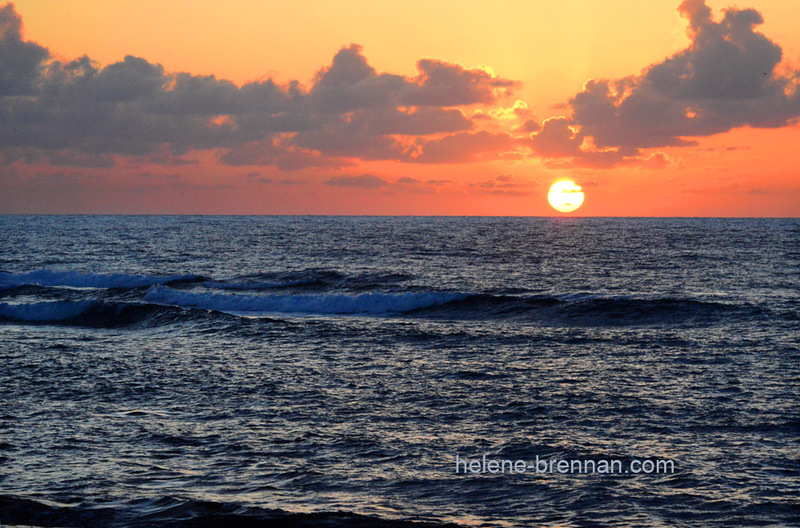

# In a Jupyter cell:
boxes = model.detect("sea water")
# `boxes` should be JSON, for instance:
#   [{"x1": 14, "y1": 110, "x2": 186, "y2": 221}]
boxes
[{"x1": 1, "y1": 216, "x2": 798, "y2": 527}]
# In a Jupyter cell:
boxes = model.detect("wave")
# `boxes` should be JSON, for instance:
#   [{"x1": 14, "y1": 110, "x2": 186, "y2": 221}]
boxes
[
  {"x1": 205, "y1": 269, "x2": 414, "y2": 292},
  {"x1": 551, "y1": 296, "x2": 744, "y2": 324},
  {"x1": 204, "y1": 269, "x2": 346, "y2": 291},
  {"x1": 144, "y1": 287, "x2": 468, "y2": 316},
  {"x1": 407, "y1": 293, "x2": 750, "y2": 325},
  {"x1": 0, "y1": 264, "x2": 758, "y2": 327},
  {"x1": 0, "y1": 289, "x2": 754, "y2": 327},
  {"x1": 0, "y1": 495, "x2": 460, "y2": 528},
  {"x1": 0, "y1": 269, "x2": 204, "y2": 289},
  {"x1": 141, "y1": 288, "x2": 749, "y2": 324},
  {"x1": 0, "y1": 300, "x2": 196, "y2": 328},
  {"x1": 0, "y1": 268, "x2": 414, "y2": 296}
]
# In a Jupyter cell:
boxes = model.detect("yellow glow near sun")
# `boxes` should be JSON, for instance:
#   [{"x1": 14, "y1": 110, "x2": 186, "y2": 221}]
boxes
[{"x1": 548, "y1": 180, "x2": 584, "y2": 213}]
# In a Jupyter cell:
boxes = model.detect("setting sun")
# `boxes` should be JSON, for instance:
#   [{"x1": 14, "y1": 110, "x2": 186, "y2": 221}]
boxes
[{"x1": 548, "y1": 181, "x2": 584, "y2": 213}]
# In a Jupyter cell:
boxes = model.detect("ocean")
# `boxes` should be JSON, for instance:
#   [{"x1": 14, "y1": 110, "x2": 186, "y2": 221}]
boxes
[{"x1": 0, "y1": 216, "x2": 798, "y2": 527}]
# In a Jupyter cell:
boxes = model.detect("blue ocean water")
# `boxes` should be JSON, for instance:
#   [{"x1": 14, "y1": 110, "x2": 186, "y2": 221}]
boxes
[{"x1": 0, "y1": 216, "x2": 798, "y2": 528}]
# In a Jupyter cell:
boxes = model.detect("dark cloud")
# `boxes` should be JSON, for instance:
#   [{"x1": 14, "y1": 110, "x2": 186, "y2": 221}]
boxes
[
  {"x1": 569, "y1": 0, "x2": 800, "y2": 149},
  {"x1": 325, "y1": 173, "x2": 388, "y2": 188},
  {"x1": 0, "y1": 8, "x2": 520, "y2": 167},
  {"x1": 397, "y1": 176, "x2": 421, "y2": 184},
  {"x1": 308, "y1": 45, "x2": 518, "y2": 112},
  {"x1": 404, "y1": 59, "x2": 519, "y2": 107},
  {"x1": 217, "y1": 140, "x2": 286, "y2": 166},
  {"x1": 140, "y1": 144, "x2": 199, "y2": 166},
  {"x1": 308, "y1": 45, "x2": 408, "y2": 113},
  {"x1": 348, "y1": 107, "x2": 472, "y2": 136},
  {"x1": 529, "y1": 118, "x2": 583, "y2": 158},
  {"x1": 525, "y1": 117, "x2": 633, "y2": 168},
  {"x1": 0, "y1": 4, "x2": 48, "y2": 96},
  {"x1": 470, "y1": 174, "x2": 534, "y2": 194},
  {"x1": 293, "y1": 124, "x2": 406, "y2": 160},
  {"x1": 218, "y1": 140, "x2": 354, "y2": 170},
  {"x1": 287, "y1": 106, "x2": 472, "y2": 160},
  {"x1": 517, "y1": 119, "x2": 542, "y2": 133},
  {"x1": 2, "y1": 147, "x2": 117, "y2": 168},
  {"x1": 273, "y1": 150, "x2": 354, "y2": 171},
  {"x1": 46, "y1": 151, "x2": 116, "y2": 168},
  {"x1": 409, "y1": 131, "x2": 516, "y2": 163}
]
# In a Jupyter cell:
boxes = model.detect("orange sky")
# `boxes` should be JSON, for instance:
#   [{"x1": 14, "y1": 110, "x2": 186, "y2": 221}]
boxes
[{"x1": 2, "y1": 0, "x2": 799, "y2": 215}]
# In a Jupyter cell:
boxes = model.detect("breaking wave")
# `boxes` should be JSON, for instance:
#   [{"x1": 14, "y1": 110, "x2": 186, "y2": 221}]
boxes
[
  {"x1": 0, "y1": 269, "x2": 763, "y2": 328},
  {"x1": 143, "y1": 287, "x2": 469, "y2": 316}
]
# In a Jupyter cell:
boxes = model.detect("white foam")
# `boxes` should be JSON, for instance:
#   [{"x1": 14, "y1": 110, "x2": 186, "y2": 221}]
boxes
[{"x1": 143, "y1": 287, "x2": 467, "y2": 316}]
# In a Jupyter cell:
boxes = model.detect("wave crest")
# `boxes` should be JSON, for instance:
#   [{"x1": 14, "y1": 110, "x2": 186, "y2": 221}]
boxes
[{"x1": 143, "y1": 287, "x2": 469, "y2": 316}]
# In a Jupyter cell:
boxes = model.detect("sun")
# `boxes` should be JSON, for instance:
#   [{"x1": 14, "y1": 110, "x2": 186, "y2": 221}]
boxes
[{"x1": 548, "y1": 180, "x2": 584, "y2": 213}]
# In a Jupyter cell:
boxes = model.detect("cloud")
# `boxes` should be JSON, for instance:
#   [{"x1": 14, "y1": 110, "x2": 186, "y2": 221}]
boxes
[
  {"x1": 529, "y1": 117, "x2": 583, "y2": 158},
  {"x1": 217, "y1": 140, "x2": 286, "y2": 166},
  {"x1": 273, "y1": 150, "x2": 354, "y2": 171},
  {"x1": 516, "y1": 119, "x2": 542, "y2": 133},
  {"x1": 526, "y1": 117, "x2": 633, "y2": 168},
  {"x1": 307, "y1": 47, "x2": 519, "y2": 111},
  {"x1": 404, "y1": 59, "x2": 519, "y2": 107},
  {"x1": 139, "y1": 144, "x2": 198, "y2": 166},
  {"x1": 0, "y1": 4, "x2": 48, "y2": 96},
  {"x1": 287, "y1": 106, "x2": 473, "y2": 160},
  {"x1": 293, "y1": 124, "x2": 407, "y2": 160},
  {"x1": 636, "y1": 152, "x2": 677, "y2": 169},
  {"x1": 11, "y1": 0, "x2": 789, "y2": 178},
  {"x1": 218, "y1": 140, "x2": 353, "y2": 170},
  {"x1": 489, "y1": 100, "x2": 533, "y2": 120},
  {"x1": 0, "y1": 8, "x2": 521, "y2": 168},
  {"x1": 45, "y1": 151, "x2": 116, "y2": 168},
  {"x1": 325, "y1": 173, "x2": 388, "y2": 188},
  {"x1": 409, "y1": 131, "x2": 516, "y2": 163},
  {"x1": 348, "y1": 107, "x2": 473, "y2": 136},
  {"x1": 308, "y1": 44, "x2": 408, "y2": 113},
  {"x1": 568, "y1": 0, "x2": 800, "y2": 149},
  {"x1": 276, "y1": 178, "x2": 307, "y2": 186},
  {"x1": 469, "y1": 174, "x2": 535, "y2": 195},
  {"x1": 298, "y1": 44, "x2": 519, "y2": 113}
]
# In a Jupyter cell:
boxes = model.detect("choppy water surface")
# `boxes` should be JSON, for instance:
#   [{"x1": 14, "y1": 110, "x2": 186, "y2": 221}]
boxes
[{"x1": 1, "y1": 216, "x2": 798, "y2": 527}]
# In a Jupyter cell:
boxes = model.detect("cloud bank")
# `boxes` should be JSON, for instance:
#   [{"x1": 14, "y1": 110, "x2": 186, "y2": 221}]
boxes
[
  {"x1": 543, "y1": 0, "x2": 800, "y2": 160},
  {"x1": 0, "y1": 4, "x2": 520, "y2": 168},
  {"x1": 1, "y1": 0, "x2": 798, "y2": 176}
]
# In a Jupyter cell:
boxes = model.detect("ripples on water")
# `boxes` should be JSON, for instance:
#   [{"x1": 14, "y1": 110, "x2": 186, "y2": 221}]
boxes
[{"x1": 0, "y1": 216, "x2": 798, "y2": 527}]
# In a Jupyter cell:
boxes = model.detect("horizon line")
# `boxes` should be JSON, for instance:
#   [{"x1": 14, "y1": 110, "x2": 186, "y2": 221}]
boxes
[{"x1": 1, "y1": 214, "x2": 798, "y2": 219}]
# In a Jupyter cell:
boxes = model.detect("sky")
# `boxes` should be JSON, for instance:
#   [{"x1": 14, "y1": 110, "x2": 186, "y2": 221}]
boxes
[{"x1": 1, "y1": 0, "x2": 799, "y2": 216}]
